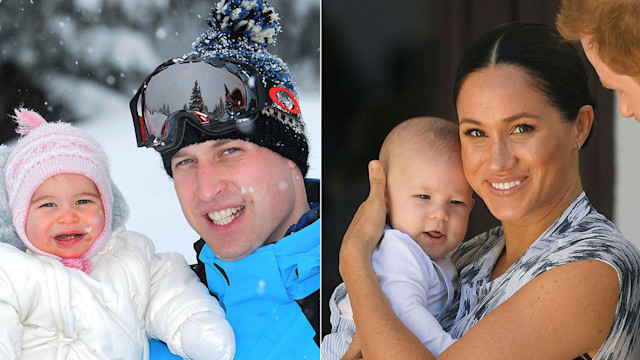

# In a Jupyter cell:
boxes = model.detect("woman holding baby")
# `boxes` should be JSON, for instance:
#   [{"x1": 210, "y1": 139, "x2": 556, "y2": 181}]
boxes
[{"x1": 337, "y1": 22, "x2": 640, "y2": 360}]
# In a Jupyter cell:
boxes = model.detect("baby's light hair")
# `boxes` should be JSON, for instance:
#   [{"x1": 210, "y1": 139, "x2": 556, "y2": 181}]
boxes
[{"x1": 379, "y1": 116, "x2": 460, "y2": 175}]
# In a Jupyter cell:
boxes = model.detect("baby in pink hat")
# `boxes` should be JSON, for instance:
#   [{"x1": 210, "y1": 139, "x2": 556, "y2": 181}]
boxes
[{"x1": 0, "y1": 108, "x2": 235, "y2": 359}]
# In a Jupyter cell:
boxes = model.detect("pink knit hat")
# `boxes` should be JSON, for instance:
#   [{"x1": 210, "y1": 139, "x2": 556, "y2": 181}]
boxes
[{"x1": 4, "y1": 108, "x2": 113, "y2": 273}]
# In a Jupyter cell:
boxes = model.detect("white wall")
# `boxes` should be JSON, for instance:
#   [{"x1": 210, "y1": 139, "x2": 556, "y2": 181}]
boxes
[{"x1": 613, "y1": 94, "x2": 640, "y2": 249}]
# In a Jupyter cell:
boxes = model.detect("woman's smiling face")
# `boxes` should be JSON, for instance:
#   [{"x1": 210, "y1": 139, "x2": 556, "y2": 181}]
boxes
[{"x1": 456, "y1": 64, "x2": 584, "y2": 227}]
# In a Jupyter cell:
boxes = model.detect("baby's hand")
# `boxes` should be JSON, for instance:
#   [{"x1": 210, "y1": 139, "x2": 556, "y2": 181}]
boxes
[{"x1": 180, "y1": 311, "x2": 235, "y2": 360}]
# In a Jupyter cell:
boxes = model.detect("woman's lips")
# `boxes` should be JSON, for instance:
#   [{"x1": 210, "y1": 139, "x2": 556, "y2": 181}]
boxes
[{"x1": 491, "y1": 180, "x2": 522, "y2": 190}]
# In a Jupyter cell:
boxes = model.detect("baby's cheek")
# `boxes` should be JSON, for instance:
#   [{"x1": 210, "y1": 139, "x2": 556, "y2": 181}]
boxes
[{"x1": 81, "y1": 215, "x2": 105, "y2": 236}]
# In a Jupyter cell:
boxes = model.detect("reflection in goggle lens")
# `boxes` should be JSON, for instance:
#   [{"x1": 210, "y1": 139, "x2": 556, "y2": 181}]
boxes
[{"x1": 143, "y1": 62, "x2": 248, "y2": 139}]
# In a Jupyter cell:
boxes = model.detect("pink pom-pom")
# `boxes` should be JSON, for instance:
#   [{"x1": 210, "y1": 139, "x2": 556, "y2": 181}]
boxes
[{"x1": 13, "y1": 107, "x2": 47, "y2": 136}]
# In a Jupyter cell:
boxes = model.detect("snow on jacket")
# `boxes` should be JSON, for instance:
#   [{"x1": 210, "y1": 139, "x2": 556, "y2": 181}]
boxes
[{"x1": 0, "y1": 144, "x2": 224, "y2": 359}]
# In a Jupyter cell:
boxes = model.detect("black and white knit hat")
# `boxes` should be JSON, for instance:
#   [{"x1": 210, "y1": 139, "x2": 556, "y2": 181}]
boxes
[{"x1": 160, "y1": 0, "x2": 309, "y2": 177}]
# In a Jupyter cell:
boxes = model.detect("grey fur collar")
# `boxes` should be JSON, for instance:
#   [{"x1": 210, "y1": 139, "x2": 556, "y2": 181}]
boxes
[{"x1": 0, "y1": 144, "x2": 130, "y2": 251}]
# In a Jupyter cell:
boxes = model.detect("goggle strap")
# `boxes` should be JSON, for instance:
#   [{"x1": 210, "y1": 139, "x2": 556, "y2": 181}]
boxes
[{"x1": 138, "y1": 115, "x2": 147, "y2": 143}]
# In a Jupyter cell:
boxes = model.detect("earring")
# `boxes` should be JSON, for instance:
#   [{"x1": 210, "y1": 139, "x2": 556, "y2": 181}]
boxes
[{"x1": 577, "y1": 142, "x2": 582, "y2": 151}]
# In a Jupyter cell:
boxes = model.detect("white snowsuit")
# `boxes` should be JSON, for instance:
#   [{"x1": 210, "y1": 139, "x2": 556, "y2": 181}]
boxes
[
  {"x1": 0, "y1": 145, "x2": 232, "y2": 359},
  {"x1": 0, "y1": 229, "x2": 223, "y2": 359}
]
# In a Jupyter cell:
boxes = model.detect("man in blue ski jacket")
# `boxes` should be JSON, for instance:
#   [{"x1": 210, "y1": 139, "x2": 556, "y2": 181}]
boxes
[{"x1": 129, "y1": 1, "x2": 319, "y2": 358}]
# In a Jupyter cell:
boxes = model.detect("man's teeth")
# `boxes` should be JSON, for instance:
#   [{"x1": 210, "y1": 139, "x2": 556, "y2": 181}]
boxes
[
  {"x1": 208, "y1": 207, "x2": 243, "y2": 225},
  {"x1": 491, "y1": 180, "x2": 521, "y2": 190}
]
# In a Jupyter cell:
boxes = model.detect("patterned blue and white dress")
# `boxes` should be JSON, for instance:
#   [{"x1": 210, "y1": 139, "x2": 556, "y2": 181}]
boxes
[{"x1": 440, "y1": 192, "x2": 640, "y2": 360}]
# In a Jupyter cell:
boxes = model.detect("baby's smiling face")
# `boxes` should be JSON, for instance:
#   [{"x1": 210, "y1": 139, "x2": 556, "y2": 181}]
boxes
[
  {"x1": 26, "y1": 173, "x2": 105, "y2": 259},
  {"x1": 386, "y1": 149, "x2": 473, "y2": 260}
]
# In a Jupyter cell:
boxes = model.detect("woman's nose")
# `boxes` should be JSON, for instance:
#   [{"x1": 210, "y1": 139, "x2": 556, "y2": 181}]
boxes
[{"x1": 490, "y1": 138, "x2": 516, "y2": 171}]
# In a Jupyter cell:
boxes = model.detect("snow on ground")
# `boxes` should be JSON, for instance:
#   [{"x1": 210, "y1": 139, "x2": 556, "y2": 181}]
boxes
[{"x1": 46, "y1": 75, "x2": 320, "y2": 264}]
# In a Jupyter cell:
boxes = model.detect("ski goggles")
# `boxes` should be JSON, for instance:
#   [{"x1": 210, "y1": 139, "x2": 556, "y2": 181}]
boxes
[{"x1": 130, "y1": 57, "x2": 300, "y2": 153}]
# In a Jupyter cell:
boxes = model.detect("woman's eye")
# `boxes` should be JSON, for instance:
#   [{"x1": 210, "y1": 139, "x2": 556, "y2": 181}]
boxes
[
  {"x1": 513, "y1": 124, "x2": 534, "y2": 134},
  {"x1": 463, "y1": 129, "x2": 484, "y2": 137},
  {"x1": 418, "y1": 194, "x2": 430, "y2": 200}
]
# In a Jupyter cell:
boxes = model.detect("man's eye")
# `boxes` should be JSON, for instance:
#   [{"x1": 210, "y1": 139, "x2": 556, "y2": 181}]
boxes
[
  {"x1": 222, "y1": 147, "x2": 239, "y2": 155},
  {"x1": 175, "y1": 158, "x2": 195, "y2": 167}
]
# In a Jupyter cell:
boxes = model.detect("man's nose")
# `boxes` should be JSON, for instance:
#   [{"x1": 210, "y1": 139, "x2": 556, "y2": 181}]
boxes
[
  {"x1": 618, "y1": 92, "x2": 635, "y2": 119},
  {"x1": 196, "y1": 162, "x2": 228, "y2": 201}
]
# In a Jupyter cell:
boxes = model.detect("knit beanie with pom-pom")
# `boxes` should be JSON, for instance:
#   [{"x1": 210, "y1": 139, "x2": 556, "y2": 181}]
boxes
[
  {"x1": 4, "y1": 108, "x2": 113, "y2": 273},
  {"x1": 157, "y1": 0, "x2": 309, "y2": 177}
]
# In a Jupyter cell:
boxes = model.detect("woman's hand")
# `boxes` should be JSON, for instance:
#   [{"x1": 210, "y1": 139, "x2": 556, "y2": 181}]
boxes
[
  {"x1": 339, "y1": 160, "x2": 388, "y2": 277},
  {"x1": 341, "y1": 332, "x2": 363, "y2": 360},
  {"x1": 336, "y1": 160, "x2": 431, "y2": 360}
]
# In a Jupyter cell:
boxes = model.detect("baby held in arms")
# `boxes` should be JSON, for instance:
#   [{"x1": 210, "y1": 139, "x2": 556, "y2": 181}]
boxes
[
  {"x1": 322, "y1": 116, "x2": 474, "y2": 359},
  {"x1": 0, "y1": 108, "x2": 235, "y2": 359}
]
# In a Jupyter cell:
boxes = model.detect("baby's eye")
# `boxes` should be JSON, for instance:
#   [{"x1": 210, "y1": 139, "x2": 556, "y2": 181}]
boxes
[
  {"x1": 41, "y1": 202, "x2": 56, "y2": 208},
  {"x1": 76, "y1": 199, "x2": 90, "y2": 205},
  {"x1": 450, "y1": 200, "x2": 464, "y2": 205},
  {"x1": 418, "y1": 194, "x2": 430, "y2": 200},
  {"x1": 512, "y1": 124, "x2": 534, "y2": 134}
]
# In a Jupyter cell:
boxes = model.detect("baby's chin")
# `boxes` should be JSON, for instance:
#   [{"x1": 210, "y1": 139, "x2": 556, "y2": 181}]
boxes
[
  {"x1": 421, "y1": 242, "x2": 461, "y2": 260},
  {"x1": 50, "y1": 242, "x2": 94, "y2": 259}
]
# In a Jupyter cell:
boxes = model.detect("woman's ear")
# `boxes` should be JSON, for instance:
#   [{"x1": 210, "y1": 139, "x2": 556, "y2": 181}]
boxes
[{"x1": 575, "y1": 104, "x2": 594, "y2": 146}]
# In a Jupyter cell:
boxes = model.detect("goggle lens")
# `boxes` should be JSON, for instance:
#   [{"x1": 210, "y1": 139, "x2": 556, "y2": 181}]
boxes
[{"x1": 141, "y1": 61, "x2": 252, "y2": 141}]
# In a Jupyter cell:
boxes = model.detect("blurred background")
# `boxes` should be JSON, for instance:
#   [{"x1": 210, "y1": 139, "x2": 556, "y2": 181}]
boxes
[
  {"x1": 322, "y1": 0, "x2": 640, "y2": 336},
  {"x1": 0, "y1": 0, "x2": 320, "y2": 263}
]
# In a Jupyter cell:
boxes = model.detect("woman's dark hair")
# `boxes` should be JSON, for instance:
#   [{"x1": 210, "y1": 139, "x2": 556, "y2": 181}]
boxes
[{"x1": 453, "y1": 22, "x2": 594, "y2": 132}]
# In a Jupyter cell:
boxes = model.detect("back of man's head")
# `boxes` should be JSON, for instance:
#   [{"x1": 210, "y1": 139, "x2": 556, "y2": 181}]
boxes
[{"x1": 557, "y1": 0, "x2": 640, "y2": 81}]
